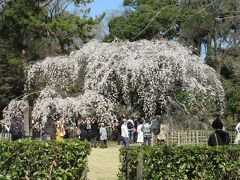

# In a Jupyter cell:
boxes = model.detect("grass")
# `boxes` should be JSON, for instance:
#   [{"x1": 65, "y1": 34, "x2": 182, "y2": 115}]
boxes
[{"x1": 87, "y1": 141, "x2": 121, "y2": 180}]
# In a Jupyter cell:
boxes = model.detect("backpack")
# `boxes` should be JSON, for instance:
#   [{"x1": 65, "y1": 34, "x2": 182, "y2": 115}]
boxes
[
  {"x1": 127, "y1": 121, "x2": 134, "y2": 129},
  {"x1": 142, "y1": 123, "x2": 151, "y2": 136},
  {"x1": 10, "y1": 121, "x2": 23, "y2": 138},
  {"x1": 151, "y1": 119, "x2": 160, "y2": 135}
]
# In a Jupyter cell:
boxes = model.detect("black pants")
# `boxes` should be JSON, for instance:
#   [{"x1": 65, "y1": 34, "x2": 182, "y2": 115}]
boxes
[{"x1": 100, "y1": 140, "x2": 107, "y2": 148}]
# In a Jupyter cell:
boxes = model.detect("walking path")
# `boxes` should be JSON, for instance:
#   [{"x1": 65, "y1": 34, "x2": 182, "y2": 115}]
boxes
[{"x1": 87, "y1": 141, "x2": 121, "y2": 180}]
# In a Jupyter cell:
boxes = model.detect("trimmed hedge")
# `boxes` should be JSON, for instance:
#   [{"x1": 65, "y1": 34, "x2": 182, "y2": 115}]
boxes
[
  {"x1": 0, "y1": 140, "x2": 91, "y2": 179},
  {"x1": 119, "y1": 145, "x2": 240, "y2": 179}
]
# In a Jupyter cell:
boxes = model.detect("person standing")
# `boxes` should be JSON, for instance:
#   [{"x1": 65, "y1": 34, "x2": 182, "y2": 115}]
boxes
[
  {"x1": 208, "y1": 118, "x2": 230, "y2": 146},
  {"x1": 43, "y1": 115, "x2": 56, "y2": 140},
  {"x1": 127, "y1": 117, "x2": 134, "y2": 143},
  {"x1": 10, "y1": 115, "x2": 24, "y2": 141},
  {"x1": 137, "y1": 118, "x2": 144, "y2": 146},
  {"x1": 86, "y1": 118, "x2": 91, "y2": 142},
  {"x1": 116, "y1": 119, "x2": 122, "y2": 145},
  {"x1": 142, "y1": 117, "x2": 152, "y2": 146},
  {"x1": 79, "y1": 119, "x2": 87, "y2": 141},
  {"x1": 99, "y1": 123, "x2": 107, "y2": 148},
  {"x1": 90, "y1": 117, "x2": 99, "y2": 148},
  {"x1": 157, "y1": 124, "x2": 168, "y2": 144},
  {"x1": 121, "y1": 118, "x2": 129, "y2": 147},
  {"x1": 151, "y1": 117, "x2": 161, "y2": 145},
  {"x1": 56, "y1": 117, "x2": 65, "y2": 141}
]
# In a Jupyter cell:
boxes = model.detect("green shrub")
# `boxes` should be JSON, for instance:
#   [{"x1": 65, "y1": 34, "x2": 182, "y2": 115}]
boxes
[
  {"x1": 0, "y1": 139, "x2": 91, "y2": 179},
  {"x1": 119, "y1": 145, "x2": 240, "y2": 179}
]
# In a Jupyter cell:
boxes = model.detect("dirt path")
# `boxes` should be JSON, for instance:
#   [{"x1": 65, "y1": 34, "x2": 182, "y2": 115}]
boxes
[{"x1": 87, "y1": 141, "x2": 121, "y2": 180}]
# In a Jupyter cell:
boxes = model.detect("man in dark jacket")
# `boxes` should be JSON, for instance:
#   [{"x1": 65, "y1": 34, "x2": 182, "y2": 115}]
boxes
[
  {"x1": 90, "y1": 117, "x2": 99, "y2": 148},
  {"x1": 208, "y1": 118, "x2": 230, "y2": 146},
  {"x1": 10, "y1": 116, "x2": 24, "y2": 141}
]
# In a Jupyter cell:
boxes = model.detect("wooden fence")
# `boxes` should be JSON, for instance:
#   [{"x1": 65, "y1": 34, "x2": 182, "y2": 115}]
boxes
[
  {"x1": 165, "y1": 130, "x2": 237, "y2": 146},
  {"x1": 0, "y1": 133, "x2": 11, "y2": 141},
  {"x1": 0, "y1": 130, "x2": 238, "y2": 145}
]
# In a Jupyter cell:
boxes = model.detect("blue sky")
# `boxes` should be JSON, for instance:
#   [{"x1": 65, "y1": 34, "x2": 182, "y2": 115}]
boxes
[{"x1": 88, "y1": 0, "x2": 123, "y2": 17}]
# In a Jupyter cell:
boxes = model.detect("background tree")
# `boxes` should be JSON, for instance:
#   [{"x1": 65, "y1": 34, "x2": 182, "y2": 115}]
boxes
[
  {"x1": 106, "y1": 0, "x2": 240, "y2": 124},
  {"x1": 0, "y1": 0, "x2": 103, "y2": 118}
]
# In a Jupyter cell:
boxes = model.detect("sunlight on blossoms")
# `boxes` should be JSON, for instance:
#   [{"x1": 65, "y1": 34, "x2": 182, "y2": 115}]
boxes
[{"x1": 3, "y1": 40, "x2": 224, "y2": 127}]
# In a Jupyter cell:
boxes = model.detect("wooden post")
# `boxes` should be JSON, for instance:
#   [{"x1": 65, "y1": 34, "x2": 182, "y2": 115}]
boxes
[
  {"x1": 196, "y1": 131, "x2": 199, "y2": 144},
  {"x1": 23, "y1": 100, "x2": 30, "y2": 137},
  {"x1": 178, "y1": 131, "x2": 180, "y2": 146},
  {"x1": 137, "y1": 152, "x2": 143, "y2": 180},
  {"x1": 126, "y1": 153, "x2": 130, "y2": 180},
  {"x1": 82, "y1": 158, "x2": 88, "y2": 180}
]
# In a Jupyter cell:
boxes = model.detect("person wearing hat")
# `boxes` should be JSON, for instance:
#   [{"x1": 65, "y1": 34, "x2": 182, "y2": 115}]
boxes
[{"x1": 208, "y1": 118, "x2": 230, "y2": 146}]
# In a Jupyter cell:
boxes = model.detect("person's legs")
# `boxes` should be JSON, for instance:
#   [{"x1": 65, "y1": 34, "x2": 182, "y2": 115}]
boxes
[
  {"x1": 100, "y1": 140, "x2": 104, "y2": 148},
  {"x1": 80, "y1": 133, "x2": 85, "y2": 141},
  {"x1": 147, "y1": 137, "x2": 152, "y2": 146},
  {"x1": 125, "y1": 137, "x2": 129, "y2": 147},
  {"x1": 130, "y1": 131, "x2": 133, "y2": 142},
  {"x1": 122, "y1": 137, "x2": 129, "y2": 147},
  {"x1": 117, "y1": 132, "x2": 121, "y2": 145},
  {"x1": 122, "y1": 137, "x2": 126, "y2": 147},
  {"x1": 104, "y1": 140, "x2": 107, "y2": 148},
  {"x1": 143, "y1": 137, "x2": 147, "y2": 145},
  {"x1": 128, "y1": 131, "x2": 131, "y2": 143},
  {"x1": 91, "y1": 136, "x2": 97, "y2": 147},
  {"x1": 133, "y1": 131, "x2": 137, "y2": 143}
]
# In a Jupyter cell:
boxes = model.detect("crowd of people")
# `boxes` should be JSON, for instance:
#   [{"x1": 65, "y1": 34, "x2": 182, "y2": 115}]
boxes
[
  {"x1": 75, "y1": 115, "x2": 168, "y2": 148},
  {"x1": 1, "y1": 114, "x2": 240, "y2": 148}
]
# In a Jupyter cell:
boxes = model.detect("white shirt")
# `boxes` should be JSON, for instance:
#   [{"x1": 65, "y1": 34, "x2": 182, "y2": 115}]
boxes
[
  {"x1": 121, "y1": 123, "x2": 129, "y2": 138},
  {"x1": 236, "y1": 123, "x2": 240, "y2": 133}
]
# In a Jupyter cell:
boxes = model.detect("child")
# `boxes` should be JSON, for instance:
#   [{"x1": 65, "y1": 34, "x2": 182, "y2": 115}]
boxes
[{"x1": 99, "y1": 123, "x2": 107, "y2": 148}]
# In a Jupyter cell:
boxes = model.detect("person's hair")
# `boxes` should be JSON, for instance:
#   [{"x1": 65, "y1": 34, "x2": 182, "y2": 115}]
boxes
[
  {"x1": 138, "y1": 118, "x2": 144, "y2": 124},
  {"x1": 212, "y1": 118, "x2": 223, "y2": 129},
  {"x1": 145, "y1": 117, "x2": 150, "y2": 123}
]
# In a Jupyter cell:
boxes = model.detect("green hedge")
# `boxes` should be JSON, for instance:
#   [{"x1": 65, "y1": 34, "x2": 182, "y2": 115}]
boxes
[
  {"x1": 119, "y1": 145, "x2": 240, "y2": 179},
  {"x1": 0, "y1": 140, "x2": 91, "y2": 179}
]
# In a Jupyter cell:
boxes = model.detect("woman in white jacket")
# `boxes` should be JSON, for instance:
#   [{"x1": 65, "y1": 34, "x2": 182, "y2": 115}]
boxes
[{"x1": 137, "y1": 118, "x2": 144, "y2": 146}]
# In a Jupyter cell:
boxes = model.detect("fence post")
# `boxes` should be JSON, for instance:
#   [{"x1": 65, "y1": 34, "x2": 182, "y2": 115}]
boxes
[
  {"x1": 196, "y1": 131, "x2": 199, "y2": 144},
  {"x1": 177, "y1": 131, "x2": 180, "y2": 146},
  {"x1": 137, "y1": 152, "x2": 143, "y2": 180},
  {"x1": 126, "y1": 153, "x2": 130, "y2": 180},
  {"x1": 82, "y1": 158, "x2": 88, "y2": 180}
]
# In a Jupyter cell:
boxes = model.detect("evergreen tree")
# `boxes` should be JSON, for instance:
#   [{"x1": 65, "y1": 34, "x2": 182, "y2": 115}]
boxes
[{"x1": 0, "y1": 0, "x2": 103, "y2": 118}]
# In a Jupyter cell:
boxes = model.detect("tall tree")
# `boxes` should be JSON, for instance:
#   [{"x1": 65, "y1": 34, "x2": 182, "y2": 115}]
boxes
[
  {"x1": 106, "y1": 0, "x2": 240, "y2": 122},
  {"x1": 0, "y1": 0, "x2": 103, "y2": 118}
]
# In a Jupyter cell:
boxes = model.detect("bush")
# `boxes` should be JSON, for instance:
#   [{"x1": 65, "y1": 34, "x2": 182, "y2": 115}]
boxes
[
  {"x1": 119, "y1": 145, "x2": 240, "y2": 179},
  {"x1": 0, "y1": 139, "x2": 91, "y2": 179}
]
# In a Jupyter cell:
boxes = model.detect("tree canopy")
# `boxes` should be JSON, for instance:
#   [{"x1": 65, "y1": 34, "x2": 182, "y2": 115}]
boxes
[
  {"x1": 106, "y1": 0, "x2": 240, "y2": 122},
  {"x1": 0, "y1": 0, "x2": 103, "y2": 118}
]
